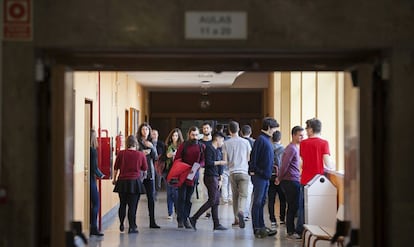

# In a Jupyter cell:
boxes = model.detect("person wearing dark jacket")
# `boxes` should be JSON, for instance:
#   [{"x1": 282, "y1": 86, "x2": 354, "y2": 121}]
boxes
[
  {"x1": 137, "y1": 123, "x2": 160, "y2": 229},
  {"x1": 189, "y1": 132, "x2": 227, "y2": 231},
  {"x1": 248, "y1": 117, "x2": 279, "y2": 238},
  {"x1": 90, "y1": 129, "x2": 105, "y2": 236}
]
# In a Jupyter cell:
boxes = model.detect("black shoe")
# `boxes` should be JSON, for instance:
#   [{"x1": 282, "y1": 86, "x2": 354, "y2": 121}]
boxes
[
  {"x1": 178, "y1": 221, "x2": 184, "y2": 228},
  {"x1": 150, "y1": 223, "x2": 161, "y2": 229},
  {"x1": 189, "y1": 217, "x2": 197, "y2": 231},
  {"x1": 119, "y1": 223, "x2": 124, "y2": 232},
  {"x1": 90, "y1": 231, "x2": 104, "y2": 237},
  {"x1": 128, "y1": 228, "x2": 139, "y2": 234},
  {"x1": 237, "y1": 211, "x2": 245, "y2": 229},
  {"x1": 204, "y1": 212, "x2": 211, "y2": 219},
  {"x1": 213, "y1": 224, "x2": 227, "y2": 231},
  {"x1": 184, "y1": 218, "x2": 192, "y2": 229},
  {"x1": 254, "y1": 228, "x2": 268, "y2": 238}
]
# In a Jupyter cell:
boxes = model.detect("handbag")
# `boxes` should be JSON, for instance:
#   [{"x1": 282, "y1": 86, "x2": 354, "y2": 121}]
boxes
[{"x1": 154, "y1": 155, "x2": 166, "y2": 176}]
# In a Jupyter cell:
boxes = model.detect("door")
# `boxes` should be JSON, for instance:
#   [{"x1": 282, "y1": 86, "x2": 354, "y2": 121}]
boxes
[{"x1": 83, "y1": 100, "x2": 92, "y2": 232}]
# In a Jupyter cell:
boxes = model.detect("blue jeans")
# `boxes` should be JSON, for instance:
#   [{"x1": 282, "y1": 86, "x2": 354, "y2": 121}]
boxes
[
  {"x1": 166, "y1": 183, "x2": 178, "y2": 216},
  {"x1": 250, "y1": 175, "x2": 269, "y2": 230},
  {"x1": 280, "y1": 180, "x2": 300, "y2": 234},
  {"x1": 90, "y1": 178, "x2": 100, "y2": 231},
  {"x1": 296, "y1": 185, "x2": 305, "y2": 234}
]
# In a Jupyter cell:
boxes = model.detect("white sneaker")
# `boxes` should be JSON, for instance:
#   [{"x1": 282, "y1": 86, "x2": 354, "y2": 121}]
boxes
[
  {"x1": 287, "y1": 233, "x2": 302, "y2": 240},
  {"x1": 167, "y1": 215, "x2": 173, "y2": 220},
  {"x1": 271, "y1": 222, "x2": 278, "y2": 229}
]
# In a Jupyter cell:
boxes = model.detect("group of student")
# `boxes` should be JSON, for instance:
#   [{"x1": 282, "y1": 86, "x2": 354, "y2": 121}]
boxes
[{"x1": 89, "y1": 117, "x2": 334, "y2": 240}]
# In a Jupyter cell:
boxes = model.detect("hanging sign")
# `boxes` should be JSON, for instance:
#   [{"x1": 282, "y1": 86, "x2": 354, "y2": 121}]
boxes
[
  {"x1": 185, "y1": 11, "x2": 247, "y2": 40},
  {"x1": 3, "y1": 0, "x2": 32, "y2": 41}
]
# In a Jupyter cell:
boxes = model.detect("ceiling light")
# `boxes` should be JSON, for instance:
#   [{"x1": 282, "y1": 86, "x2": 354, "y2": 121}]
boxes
[{"x1": 201, "y1": 80, "x2": 211, "y2": 85}]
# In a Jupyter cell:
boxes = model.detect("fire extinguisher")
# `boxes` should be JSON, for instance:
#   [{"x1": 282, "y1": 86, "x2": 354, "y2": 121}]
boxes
[{"x1": 115, "y1": 131, "x2": 124, "y2": 155}]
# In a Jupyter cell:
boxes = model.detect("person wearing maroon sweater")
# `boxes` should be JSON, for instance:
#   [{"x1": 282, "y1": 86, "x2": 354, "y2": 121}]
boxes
[
  {"x1": 112, "y1": 135, "x2": 148, "y2": 234},
  {"x1": 174, "y1": 126, "x2": 205, "y2": 229}
]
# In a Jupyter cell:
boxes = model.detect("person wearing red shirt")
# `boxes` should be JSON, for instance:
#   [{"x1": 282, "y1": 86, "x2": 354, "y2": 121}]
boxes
[
  {"x1": 296, "y1": 118, "x2": 334, "y2": 234},
  {"x1": 112, "y1": 135, "x2": 148, "y2": 234}
]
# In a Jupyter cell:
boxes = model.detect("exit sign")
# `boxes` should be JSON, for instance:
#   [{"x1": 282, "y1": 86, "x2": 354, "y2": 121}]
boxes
[{"x1": 185, "y1": 11, "x2": 247, "y2": 40}]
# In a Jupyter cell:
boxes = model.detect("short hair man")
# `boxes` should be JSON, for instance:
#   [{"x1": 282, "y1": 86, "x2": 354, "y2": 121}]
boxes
[
  {"x1": 248, "y1": 117, "x2": 279, "y2": 238},
  {"x1": 296, "y1": 118, "x2": 334, "y2": 234},
  {"x1": 276, "y1": 126, "x2": 304, "y2": 240},
  {"x1": 222, "y1": 121, "x2": 252, "y2": 229}
]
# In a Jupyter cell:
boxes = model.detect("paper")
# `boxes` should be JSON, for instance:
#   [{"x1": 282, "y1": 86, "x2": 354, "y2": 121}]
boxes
[{"x1": 186, "y1": 162, "x2": 201, "y2": 180}]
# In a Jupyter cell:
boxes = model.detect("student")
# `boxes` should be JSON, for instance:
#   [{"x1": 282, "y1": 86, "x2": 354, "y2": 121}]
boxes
[
  {"x1": 222, "y1": 121, "x2": 251, "y2": 229},
  {"x1": 276, "y1": 126, "x2": 304, "y2": 240},
  {"x1": 248, "y1": 117, "x2": 279, "y2": 238},
  {"x1": 174, "y1": 126, "x2": 205, "y2": 229},
  {"x1": 112, "y1": 135, "x2": 148, "y2": 234},
  {"x1": 189, "y1": 131, "x2": 227, "y2": 231},
  {"x1": 296, "y1": 118, "x2": 334, "y2": 234}
]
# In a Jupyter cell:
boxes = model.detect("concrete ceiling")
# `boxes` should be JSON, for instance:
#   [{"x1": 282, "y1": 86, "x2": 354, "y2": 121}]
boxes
[{"x1": 127, "y1": 71, "x2": 270, "y2": 91}]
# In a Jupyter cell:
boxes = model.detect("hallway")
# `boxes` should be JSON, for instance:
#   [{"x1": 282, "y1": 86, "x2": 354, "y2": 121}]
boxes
[{"x1": 88, "y1": 190, "x2": 329, "y2": 247}]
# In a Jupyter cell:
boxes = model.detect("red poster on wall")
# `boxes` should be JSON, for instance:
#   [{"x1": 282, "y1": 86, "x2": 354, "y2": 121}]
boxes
[{"x1": 3, "y1": 0, "x2": 32, "y2": 41}]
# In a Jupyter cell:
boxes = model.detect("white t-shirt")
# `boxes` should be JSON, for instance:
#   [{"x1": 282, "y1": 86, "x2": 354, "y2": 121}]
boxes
[{"x1": 222, "y1": 136, "x2": 252, "y2": 174}]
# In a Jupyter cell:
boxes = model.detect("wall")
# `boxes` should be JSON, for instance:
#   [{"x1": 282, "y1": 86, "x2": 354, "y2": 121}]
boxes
[
  {"x1": 269, "y1": 71, "x2": 347, "y2": 171},
  {"x1": 73, "y1": 72, "x2": 145, "y2": 228},
  {"x1": 1, "y1": 0, "x2": 413, "y2": 246}
]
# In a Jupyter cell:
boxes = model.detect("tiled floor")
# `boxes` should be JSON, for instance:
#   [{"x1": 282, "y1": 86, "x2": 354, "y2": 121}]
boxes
[{"x1": 88, "y1": 189, "x2": 326, "y2": 247}]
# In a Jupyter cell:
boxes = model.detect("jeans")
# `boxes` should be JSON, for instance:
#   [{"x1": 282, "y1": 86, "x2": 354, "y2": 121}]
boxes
[
  {"x1": 280, "y1": 180, "x2": 300, "y2": 234},
  {"x1": 177, "y1": 183, "x2": 195, "y2": 223},
  {"x1": 250, "y1": 175, "x2": 269, "y2": 230},
  {"x1": 166, "y1": 183, "x2": 178, "y2": 216},
  {"x1": 192, "y1": 176, "x2": 221, "y2": 227},
  {"x1": 90, "y1": 178, "x2": 100, "y2": 231},
  {"x1": 296, "y1": 185, "x2": 305, "y2": 234},
  {"x1": 268, "y1": 180, "x2": 286, "y2": 223},
  {"x1": 221, "y1": 171, "x2": 232, "y2": 202}
]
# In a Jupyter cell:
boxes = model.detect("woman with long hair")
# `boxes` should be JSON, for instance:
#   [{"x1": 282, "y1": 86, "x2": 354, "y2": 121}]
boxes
[
  {"x1": 136, "y1": 122, "x2": 160, "y2": 228},
  {"x1": 90, "y1": 129, "x2": 105, "y2": 236},
  {"x1": 164, "y1": 128, "x2": 184, "y2": 219},
  {"x1": 112, "y1": 135, "x2": 148, "y2": 234}
]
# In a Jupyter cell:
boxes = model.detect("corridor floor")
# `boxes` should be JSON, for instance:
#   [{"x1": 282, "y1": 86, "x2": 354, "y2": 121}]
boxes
[{"x1": 88, "y1": 190, "x2": 327, "y2": 247}]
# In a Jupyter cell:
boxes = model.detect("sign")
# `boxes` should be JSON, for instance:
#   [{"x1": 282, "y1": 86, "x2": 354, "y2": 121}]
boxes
[
  {"x1": 185, "y1": 11, "x2": 247, "y2": 40},
  {"x1": 3, "y1": 0, "x2": 32, "y2": 41}
]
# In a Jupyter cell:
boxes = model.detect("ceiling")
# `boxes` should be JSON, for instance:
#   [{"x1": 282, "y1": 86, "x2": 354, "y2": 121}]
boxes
[{"x1": 126, "y1": 71, "x2": 270, "y2": 91}]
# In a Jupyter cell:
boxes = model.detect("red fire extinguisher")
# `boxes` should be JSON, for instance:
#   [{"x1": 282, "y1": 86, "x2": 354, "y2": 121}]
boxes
[{"x1": 115, "y1": 131, "x2": 124, "y2": 155}]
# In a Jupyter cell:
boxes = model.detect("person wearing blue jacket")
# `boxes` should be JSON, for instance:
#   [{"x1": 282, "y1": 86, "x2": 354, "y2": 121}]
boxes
[{"x1": 248, "y1": 117, "x2": 279, "y2": 238}]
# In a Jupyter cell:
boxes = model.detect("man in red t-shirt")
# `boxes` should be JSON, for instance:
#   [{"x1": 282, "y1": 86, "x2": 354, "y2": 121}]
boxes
[{"x1": 296, "y1": 118, "x2": 334, "y2": 234}]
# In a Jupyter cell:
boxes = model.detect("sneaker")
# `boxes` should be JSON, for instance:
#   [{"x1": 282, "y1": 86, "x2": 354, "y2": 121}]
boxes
[
  {"x1": 280, "y1": 220, "x2": 285, "y2": 225},
  {"x1": 167, "y1": 215, "x2": 173, "y2": 220},
  {"x1": 244, "y1": 216, "x2": 250, "y2": 221},
  {"x1": 265, "y1": 227, "x2": 277, "y2": 236},
  {"x1": 237, "y1": 212, "x2": 245, "y2": 228},
  {"x1": 213, "y1": 224, "x2": 227, "y2": 231},
  {"x1": 287, "y1": 233, "x2": 302, "y2": 240},
  {"x1": 254, "y1": 228, "x2": 268, "y2": 238},
  {"x1": 271, "y1": 222, "x2": 278, "y2": 229}
]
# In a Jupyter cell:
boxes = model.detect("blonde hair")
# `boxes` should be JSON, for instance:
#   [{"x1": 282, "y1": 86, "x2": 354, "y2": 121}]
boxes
[{"x1": 90, "y1": 129, "x2": 98, "y2": 148}]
